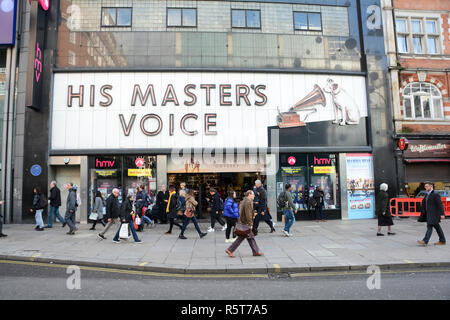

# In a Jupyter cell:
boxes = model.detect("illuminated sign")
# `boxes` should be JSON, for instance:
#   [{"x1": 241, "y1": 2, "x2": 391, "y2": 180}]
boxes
[
  {"x1": 313, "y1": 166, "x2": 335, "y2": 174},
  {"x1": 287, "y1": 156, "x2": 296, "y2": 165},
  {"x1": 128, "y1": 169, "x2": 152, "y2": 177}
]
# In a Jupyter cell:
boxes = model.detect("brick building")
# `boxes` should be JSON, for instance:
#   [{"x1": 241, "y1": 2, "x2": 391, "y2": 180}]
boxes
[{"x1": 383, "y1": 0, "x2": 450, "y2": 196}]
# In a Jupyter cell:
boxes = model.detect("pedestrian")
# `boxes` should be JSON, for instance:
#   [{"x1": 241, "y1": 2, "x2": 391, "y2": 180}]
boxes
[
  {"x1": 313, "y1": 186, "x2": 326, "y2": 222},
  {"x1": 376, "y1": 183, "x2": 395, "y2": 236},
  {"x1": 90, "y1": 190, "x2": 106, "y2": 230},
  {"x1": 154, "y1": 185, "x2": 169, "y2": 224},
  {"x1": 139, "y1": 186, "x2": 154, "y2": 229},
  {"x1": 165, "y1": 185, "x2": 183, "y2": 234},
  {"x1": 253, "y1": 180, "x2": 275, "y2": 233},
  {"x1": 64, "y1": 183, "x2": 78, "y2": 235},
  {"x1": 280, "y1": 183, "x2": 297, "y2": 236},
  {"x1": 418, "y1": 182, "x2": 446, "y2": 246},
  {"x1": 135, "y1": 185, "x2": 152, "y2": 231},
  {"x1": 97, "y1": 188, "x2": 121, "y2": 240},
  {"x1": 0, "y1": 200, "x2": 6, "y2": 237},
  {"x1": 29, "y1": 187, "x2": 46, "y2": 231},
  {"x1": 179, "y1": 189, "x2": 207, "y2": 239},
  {"x1": 112, "y1": 194, "x2": 142, "y2": 243},
  {"x1": 207, "y1": 188, "x2": 226, "y2": 233},
  {"x1": 225, "y1": 190, "x2": 263, "y2": 257},
  {"x1": 223, "y1": 190, "x2": 239, "y2": 243},
  {"x1": 46, "y1": 181, "x2": 65, "y2": 228}
]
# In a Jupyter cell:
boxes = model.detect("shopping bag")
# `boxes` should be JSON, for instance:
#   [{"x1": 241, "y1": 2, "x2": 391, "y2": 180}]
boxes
[
  {"x1": 89, "y1": 212, "x2": 98, "y2": 221},
  {"x1": 135, "y1": 216, "x2": 141, "y2": 225},
  {"x1": 119, "y1": 223, "x2": 129, "y2": 238}
]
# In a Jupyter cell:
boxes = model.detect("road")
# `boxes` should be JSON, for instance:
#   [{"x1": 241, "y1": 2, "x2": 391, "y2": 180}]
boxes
[{"x1": 1, "y1": 260, "x2": 450, "y2": 300}]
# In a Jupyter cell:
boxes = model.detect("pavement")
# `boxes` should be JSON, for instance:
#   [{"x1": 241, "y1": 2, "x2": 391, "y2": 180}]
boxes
[{"x1": 1, "y1": 217, "x2": 450, "y2": 274}]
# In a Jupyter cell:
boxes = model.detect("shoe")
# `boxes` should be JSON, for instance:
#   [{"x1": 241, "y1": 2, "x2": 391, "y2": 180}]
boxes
[
  {"x1": 200, "y1": 232, "x2": 207, "y2": 238},
  {"x1": 225, "y1": 249, "x2": 235, "y2": 258},
  {"x1": 89, "y1": 227, "x2": 95, "y2": 230},
  {"x1": 377, "y1": 233, "x2": 384, "y2": 236},
  {"x1": 44, "y1": 225, "x2": 52, "y2": 228},
  {"x1": 0, "y1": 233, "x2": 7, "y2": 237},
  {"x1": 417, "y1": 240, "x2": 427, "y2": 246},
  {"x1": 113, "y1": 240, "x2": 120, "y2": 243},
  {"x1": 34, "y1": 226, "x2": 39, "y2": 230},
  {"x1": 221, "y1": 224, "x2": 227, "y2": 231},
  {"x1": 135, "y1": 240, "x2": 143, "y2": 243},
  {"x1": 231, "y1": 237, "x2": 237, "y2": 242},
  {"x1": 387, "y1": 232, "x2": 396, "y2": 235},
  {"x1": 434, "y1": 242, "x2": 446, "y2": 246},
  {"x1": 225, "y1": 238, "x2": 232, "y2": 243},
  {"x1": 165, "y1": 231, "x2": 172, "y2": 235},
  {"x1": 66, "y1": 231, "x2": 74, "y2": 235},
  {"x1": 287, "y1": 233, "x2": 293, "y2": 237},
  {"x1": 179, "y1": 235, "x2": 187, "y2": 239},
  {"x1": 270, "y1": 228, "x2": 275, "y2": 233},
  {"x1": 315, "y1": 220, "x2": 319, "y2": 223},
  {"x1": 207, "y1": 227, "x2": 215, "y2": 233},
  {"x1": 321, "y1": 219, "x2": 327, "y2": 222},
  {"x1": 283, "y1": 230, "x2": 289, "y2": 237},
  {"x1": 253, "y1": 252, "x2": 264, "y2": 256},
  {"x1": 62, "y1": 223, "x2": 66, "y2": 228},
  {"x1": 97, "y1": 234, "x2": 106, "y2": 240},
  {"x1": 36, "y1": 227, "x2": 44, "y2": 231}
]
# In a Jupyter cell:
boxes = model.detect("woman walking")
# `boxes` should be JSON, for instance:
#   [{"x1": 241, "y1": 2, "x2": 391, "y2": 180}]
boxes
[
  {"x1": 112, "y1": 194, "x2": 142, "y2": 243},
  {"x1": 90, "y1": 191, "x2": 106, "y2": 230},
  {"x1": 179, "y1": 190, "x2": 207, "y2": 239},
  {"x1": 376, "y1": 183, "x2": 395, "y2": 236},
  {"x1": 223, "y1": 190, "x2": 239, "y2": 243},
  {"x1": 30, "y1": 187, "x2": 45, "y2": 231},
  {"x1": 165, "y1": 185, "x2": 183, "y2": 234},
  {"x1": 225, "y1": 190, "x2": 263, "y2": 257}
]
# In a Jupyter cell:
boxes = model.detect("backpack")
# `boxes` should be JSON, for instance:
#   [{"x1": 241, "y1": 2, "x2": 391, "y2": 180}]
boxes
[
  {"x1": 174, "y1": 195, "x2": 183, "y2": 211},
  {"x1": 277, "y1": 191, "x2": 287, "y2": 209},
  {"x1": 219, "y1": 197, "x2": 224, "y2": 211},
  {"x1": 38, "y1": 194, "x2": 48, "y2": 209}
]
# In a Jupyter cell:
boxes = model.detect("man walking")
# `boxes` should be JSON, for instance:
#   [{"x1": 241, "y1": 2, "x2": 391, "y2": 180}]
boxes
[
  {"x1": 64, "y1": 183, "x2": 78, "y2": 235},
  {"x1": 46, "y1": 181, "x2": 66, "y2": 228},
  {"x1": 207, "y1": 188, "x2": 226, "y2": 232},
  {"x1": 253, "y1": 180, "x2": 275, "y2": 233},
  {"x1": 418, "y1": 182, "x2": 446, "y2": 246},
  {"x1": 282, "y1": 184, "x2": 297, "y2": 236},
  {"x1": 98, "y1": 188, "x2": 121, "y2": 240}
]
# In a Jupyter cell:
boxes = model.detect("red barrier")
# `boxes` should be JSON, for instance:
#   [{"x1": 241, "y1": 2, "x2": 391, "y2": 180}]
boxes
[{"x1": 390, "y1": 197, "x2": 450, "y2": 218}]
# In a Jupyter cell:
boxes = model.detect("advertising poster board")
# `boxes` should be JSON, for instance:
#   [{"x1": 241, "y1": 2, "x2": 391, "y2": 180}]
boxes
[{"x1": 346, "y1": 153, "x2": 375, "y2": 219}]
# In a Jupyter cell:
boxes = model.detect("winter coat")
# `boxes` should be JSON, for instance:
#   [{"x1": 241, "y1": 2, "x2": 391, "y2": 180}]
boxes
[
  {"x1": 375, "y1": 190, "x2": 393, "y2": 226},
  {"x1": 253, "y1": 186, "x2": 267, "y2": 211},
  {"x1": 223, "y1": 197, "x2": 239, "y2": 219},
  {"x1": 66, "y1": 189, "x2": 77, "y2": 214},
  {"x1": 166, "y1": 192, "x2": 179, "y2": 219},
  {"x1": 32, "y1": 193, "x2": 42, "y2": 211},
  {"x1": 313, "y1": 189, "x2": 324, "y2": 207},
  {"x1": 284, "y1": 190, "x2": 295, "y2": 211},
  {"x1": 186, "y1": 194, "x2": 198, "y2": 211},
  {"x1": 105, "y1": 194, "x2": 120, "y2": 219},
  {"x1": 93, "y1": 196, "x2": 104, "y2": 220},
  {"x1": 238, "y1": 197, "x2": 254, "y2": 227},
  {"x1": 119, "y1": 198, "x2": 133, "y2": 223},
  {"x1": 156, "y1": 190, "x2": 169, "y2": 212},
  {"x1": 209, "y1": 193, "x2": 221, "y2": 216},
  {"x1": 49, "y1": 186, "x2": 61, "y2": 207},
  {"x1": 421, "y1": 190, "x2": 444, "y2": 226}
]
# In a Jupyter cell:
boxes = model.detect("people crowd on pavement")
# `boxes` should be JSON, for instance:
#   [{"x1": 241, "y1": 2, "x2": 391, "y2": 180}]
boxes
[{"x1": 1, "y1": 179, "x2": 446, "y2": 257}]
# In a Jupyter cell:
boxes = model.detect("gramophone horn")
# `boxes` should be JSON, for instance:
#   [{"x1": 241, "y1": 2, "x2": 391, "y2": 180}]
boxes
[{"x1": 291, "y1": 85, "x2": 326, "y2": 111}]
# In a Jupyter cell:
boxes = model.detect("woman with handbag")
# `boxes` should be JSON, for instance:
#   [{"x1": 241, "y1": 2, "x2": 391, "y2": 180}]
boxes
[
  {"x1": 225, "y1": 190, "x2": 263, "y2": 257},
  {"x1": 112, "y1": 194, "x2": 142, "y2": 243},
  {"x1": 179, "y1": 190, "x2": 207, "y2": 239},
  {"x1": 90, "y1": 191, "x2": 106, "y2": 230}
]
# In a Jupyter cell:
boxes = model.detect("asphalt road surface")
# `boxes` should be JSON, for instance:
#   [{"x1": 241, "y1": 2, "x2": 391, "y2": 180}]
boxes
[{"x1": 1, "y1": 260, "x2": 450, "y2": 300}]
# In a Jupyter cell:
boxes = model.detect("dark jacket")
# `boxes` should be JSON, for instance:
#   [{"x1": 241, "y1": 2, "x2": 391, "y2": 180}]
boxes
[
  {"x1": 421, "y1": 190, "x2": 444, "y2": 225},
  {"x1": 238, "y1": 197, "x2": 254, "y2": 227},
  {"x1": 32, "y1": 193, "x2": 42, "y2": 211},
  {"x1": 223, "y1": 197, "x2": 239, "y2": 219},
  {"x1": 66, "y1": 189, "x2": 77, "y2": 213},
  {"x1": 120, "y1": 198, "x2": 133, "y2": 223},
  {"x1": 156, "y1": 190, "x2": 169, "y2": 212},
  {"x1": 105, "y1": 194, "x2": 120, "y2": 219},
  {"x1": 209, "y1": 192, "x2": 221, "y2": 216},
  {"x1": 253, "y1": 186, "x2": 267, "y2": 211},
  {"x1": 49, "y1": 186, "x2": 61, "y2": 207},
  {"x1": 167, "y1": 192, "x2": 179, "y2": 219},
  {"x1": 375, "y1": 190, "x2": 390, "y2": 217},
  {"x1": 313, "y1": 189, "x2": 324, "y2": 207}
]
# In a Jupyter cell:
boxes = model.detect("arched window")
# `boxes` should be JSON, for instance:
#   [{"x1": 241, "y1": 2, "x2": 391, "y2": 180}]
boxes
[{"x1": 402, "y1": 82, "x2": 443, "y2": 119}]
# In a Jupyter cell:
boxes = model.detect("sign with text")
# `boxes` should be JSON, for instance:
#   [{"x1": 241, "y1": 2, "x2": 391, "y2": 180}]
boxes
[
  {"x1": 403, "y1": 140, "x2": 450, "y2": 158},
  {"x1": 0, "y1": 0, "x2": 17, "y2": 45},
  {"x1": 51, "y1": 72, "x2": 367, "y2": 150}
]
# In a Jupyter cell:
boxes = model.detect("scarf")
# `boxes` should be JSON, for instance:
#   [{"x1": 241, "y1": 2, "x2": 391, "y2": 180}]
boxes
[{"x1": 166, "y1": 191, "x2": 176, "y2": 213}]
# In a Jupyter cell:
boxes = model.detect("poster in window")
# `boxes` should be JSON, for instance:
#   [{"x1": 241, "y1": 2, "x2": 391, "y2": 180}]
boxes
[{"x1": 346, "y1": 154, "x2": 375, "y2": 219}]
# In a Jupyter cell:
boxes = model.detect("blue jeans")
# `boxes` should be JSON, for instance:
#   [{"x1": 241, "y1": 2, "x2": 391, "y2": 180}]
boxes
[
  {"x1": 47, "y1": 206, "x2": 65, "y2": 227},
  {"x1": 113, "y1": 222, "x2": 140, "y2": 242},
  {"x1": 180, "y1": 216, "x2": 202, "y2": 235},
  {"x1": 35, "y1": 209, "x2": 44, "y2": 228},
  {"x1": 315, "y1": 205, "x2": 324, "y2": 220},
  {"x1": 283, "y1": 209, "x2": 295, "y2": 233},
  {"x1": 142, "y1": 215, "x2": 153, "y2": 225}
]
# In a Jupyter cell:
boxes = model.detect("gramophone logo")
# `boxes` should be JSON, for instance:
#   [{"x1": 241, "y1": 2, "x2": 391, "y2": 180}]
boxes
[{"x1": 277, "y1": 78, "x2": 362, "y2": 128}]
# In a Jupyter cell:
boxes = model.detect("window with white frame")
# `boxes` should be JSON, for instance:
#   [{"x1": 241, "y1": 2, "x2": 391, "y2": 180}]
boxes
[
  {"x1": 395, "y1": 16, "x2": 441, "y2": 54},
  {"x1": 68, "y1": 51, "x2": 76, "y2": 65},
  {"x1": 402, "y1": 82, "x2": 443, "y2": 119}
]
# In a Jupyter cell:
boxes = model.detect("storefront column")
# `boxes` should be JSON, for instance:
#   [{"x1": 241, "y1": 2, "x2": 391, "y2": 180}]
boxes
[
  {"x1": 339, "y1": 153, "x2": 349, "y2": 220},
  {"x1": 79, "y1": 156, "x2": 88, "y2": 224},
  {"x1": 157, "y1": 155, "x2": 167, "y2": 190},
  {"x1": 266, "y1": 153, "x2": 277, "y2": 220}
]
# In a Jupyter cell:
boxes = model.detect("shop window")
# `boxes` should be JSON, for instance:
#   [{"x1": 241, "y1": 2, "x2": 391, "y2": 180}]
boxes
[
  {"x1": 232, "y1": 9, "x2": 261, "y2": 29},
  {"x1": 89, "y1": 156, "x2": 122, "y2": 204},
  {"x1": 167, "y1": 8, "x2": 197, "y2": 27},
  {"x1": 293, "y1": 12, "x2": 322, "y2": 31},
  {"x1": 123, "y1": 156, "x2": 157, "y2": 198},
  {"x1": 309, "y1": 154, "x2": 339, "y2": 210},
  {"x1": 402, "y1": 82, "x2": 443, "y2": 119}
]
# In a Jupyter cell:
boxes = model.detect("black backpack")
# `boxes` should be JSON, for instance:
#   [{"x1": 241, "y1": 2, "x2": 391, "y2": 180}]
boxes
[
  {"x1": 38, "y1": 194, "x2": 48, "y2": 209},
  {"x1": 277, "y1": 191, "x2": 287, "y2": 209}
]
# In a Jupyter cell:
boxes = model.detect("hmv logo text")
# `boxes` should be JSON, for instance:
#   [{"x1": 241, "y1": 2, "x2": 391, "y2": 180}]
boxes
[{"x1": 314, "y1": 157, "x2": 331, "y2": 165}]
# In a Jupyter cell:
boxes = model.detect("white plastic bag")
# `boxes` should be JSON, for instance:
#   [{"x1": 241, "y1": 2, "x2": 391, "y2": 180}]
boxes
[
  {"x1": 135, "y1": 216, "x2": 141, "y2": 225},
  {"x1": 89, "y1": 212, "x2": 98, "y2": 221},
  {"x1": 119, "y1": 223, "x2": 129, "y2": 238}
]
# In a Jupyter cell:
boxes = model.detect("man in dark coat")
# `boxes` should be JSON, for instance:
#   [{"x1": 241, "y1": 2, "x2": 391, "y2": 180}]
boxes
[
  {"x1": 375, "y1": 183, "x2": 394, "y2": 236},
  {"x1": 418, "y1": 182, "x2": 446, "y2": 246},
  {"x1": 64, "y1": 183, "x2": 78, "y2": 235},
  {"x1": 98, "y1": 188, "x2": 121, "y2": 240},
  {"x1": 46, "y1": 181, "x2": 66, "y2": 228},
  {"x1": 253, "y1": 180, "x2": 275, "y2": 233}
]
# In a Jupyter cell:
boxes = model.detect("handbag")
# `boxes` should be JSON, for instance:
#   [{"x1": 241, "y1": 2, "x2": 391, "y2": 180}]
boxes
[
  {"x1": 184, "y1": 207, "x2": 195, "y2": 218},
  {"x1": 89, "y1": 212, "x2": 98, "y2": 221},
  {"x1": 119, "y1": 223, "x2": 129, "y2": 238},
  {"x1": 234, "y1": 223, "x2": 252, "y2": 237}
]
